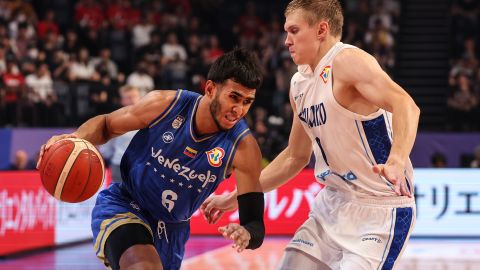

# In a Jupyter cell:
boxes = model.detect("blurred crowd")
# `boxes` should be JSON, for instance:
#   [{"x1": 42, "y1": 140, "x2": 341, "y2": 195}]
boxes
[
  {"x1": 0, "y1": 0, "x2": 403, "y2": 164},
  {"x1": 448, "y1": 0, "x2": 480, "y2": 131}
]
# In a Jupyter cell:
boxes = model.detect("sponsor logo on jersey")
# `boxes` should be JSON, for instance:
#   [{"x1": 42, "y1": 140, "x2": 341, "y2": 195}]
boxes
[
  {"x1": 291, "y1": 238, "x2": 314, "y2": 247},
  {"x1": 162, "y1": 132, "x2": 174, "y2": 143},
  {"x1": 183, "y1": 146, "x2": 198, "y2": 158},
  {"x1": 317, "y1": 170, "x2": 357, "y2": 181},
  {"x1": 298, "y1": 102, "x2": 327, "y2": 128},
  {"x1": 129, "y1": 201, "x2": 140, "y2": 211},
  {"x1": 172, "y1": 115, "x2": 185, "y2": 129},
  {"x1": 342, "y1": 171, "x2": 357, "y2": 181},
  {"x1": 151, "y1": 147, "x2": 217, "y2": 188},
  {"x1": 206, "y1": 147, "x2": 225, "y2": 167},
  {"x1": 294, "y1": 93, "x2": 304, "y2": 101},
  {"x1": 320, "y1": 65, "x2": 331, "y2": 83},
  {"x1": 361, "y1": 234, "x2": 382, "y2": 243}
]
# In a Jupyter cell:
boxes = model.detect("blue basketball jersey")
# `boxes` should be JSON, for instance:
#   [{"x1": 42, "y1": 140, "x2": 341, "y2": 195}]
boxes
[{"x1": 120, "y1": 90, "x2": 250, "y2": 222}]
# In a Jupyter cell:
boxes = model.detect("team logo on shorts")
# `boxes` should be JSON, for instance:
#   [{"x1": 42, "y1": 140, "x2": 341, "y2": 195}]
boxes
[
  {"x1": 320, "y1": 65, "x2": 331, "y2": 83},
  {"x1": 172, "y1": 115, "x2": 185, "y2": 129},
  {"x1": 162, "y1": 132, "x2": 174, "y2": 143},
  {"x1": 206, "y1": 147, "x2": 225, "y2": 167}
]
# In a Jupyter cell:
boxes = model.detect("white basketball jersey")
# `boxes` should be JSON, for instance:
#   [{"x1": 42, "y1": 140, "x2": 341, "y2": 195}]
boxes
[{"x1": 291, "y1": 42, "x2": 414, "y2": 197}]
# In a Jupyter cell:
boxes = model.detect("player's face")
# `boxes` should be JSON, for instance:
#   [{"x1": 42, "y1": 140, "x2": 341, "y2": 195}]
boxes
[
  {"x1": 284, "y1": 10, "x2": 321, "y2": 65},
  {"x1": 210, "y1": 80, "x2": 255, "y2": 131}
]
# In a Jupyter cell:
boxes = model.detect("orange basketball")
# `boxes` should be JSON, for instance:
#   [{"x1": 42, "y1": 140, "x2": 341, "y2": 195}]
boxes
[{"x1": 39, "y1": 138, "x2": 105, "y2": 203}]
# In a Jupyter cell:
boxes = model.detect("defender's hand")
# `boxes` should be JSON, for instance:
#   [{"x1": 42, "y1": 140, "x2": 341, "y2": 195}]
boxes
[
  {"x1": 218, "y1": 223, "x2": 251, "y2": 253},
  {"x1": 373, "y1": 160, "x2": 412, "y2": 197},
  {"x1": 37, "y1": 133, "x2": 78, "y2": 169},
  {"x1": 200, "y1": 193, "x2": 238, "y2": 224}
]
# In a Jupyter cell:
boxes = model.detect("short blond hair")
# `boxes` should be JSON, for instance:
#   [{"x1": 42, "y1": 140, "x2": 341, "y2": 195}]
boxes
[{"x1": 285, "y1": 0, "x2": 344, "y2": 38}]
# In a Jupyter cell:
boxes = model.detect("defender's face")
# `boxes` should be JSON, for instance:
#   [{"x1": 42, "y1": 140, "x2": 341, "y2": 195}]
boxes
[
  {"x1": 284, "y1": 10, "x2": 320, "y2": 65},
  {"x1": 210, "y1": 80, "x2": 255, "y2": 131}
]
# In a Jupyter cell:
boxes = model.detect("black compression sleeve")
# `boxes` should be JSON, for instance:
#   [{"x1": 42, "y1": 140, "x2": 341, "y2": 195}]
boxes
[{"x1": 237, "y1": 192, "x2": 265, "y2": 249}]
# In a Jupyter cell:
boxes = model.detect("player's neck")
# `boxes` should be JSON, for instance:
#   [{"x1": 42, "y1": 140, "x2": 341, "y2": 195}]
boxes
[
  {"x1": 195, "y1": 98, "x2": 220, "y2": 135},
  {"x1": 308, "y1": 36, "x2": 340, "y2": 72}
]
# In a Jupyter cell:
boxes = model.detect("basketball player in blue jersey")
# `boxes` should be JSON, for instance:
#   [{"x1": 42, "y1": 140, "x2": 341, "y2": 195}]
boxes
[
  {"x1": 37, "y1": 49, "x2": 265, "y2": 270},
  {"x1": 202, "y1": 1, "x2": 420, "y2": 269}
]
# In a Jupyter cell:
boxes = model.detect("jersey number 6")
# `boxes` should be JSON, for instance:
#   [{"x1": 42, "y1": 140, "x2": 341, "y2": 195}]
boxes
[{"x1": 162, "y1": 190, "x2": 178, "y2": 212}]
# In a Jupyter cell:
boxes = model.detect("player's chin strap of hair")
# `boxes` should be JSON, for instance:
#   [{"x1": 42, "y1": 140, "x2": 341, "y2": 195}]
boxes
[{"x1": 237, "y1": 192, "x2": 265, "y2": 249}]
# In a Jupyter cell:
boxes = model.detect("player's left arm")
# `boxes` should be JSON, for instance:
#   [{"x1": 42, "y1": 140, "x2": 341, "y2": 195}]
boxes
[
  {"x1": 334, "y1": 48, "x2": 420, "y2": 196},
  {"x1": 217, "y1": 133, "x2": 264, "y2": 252}
]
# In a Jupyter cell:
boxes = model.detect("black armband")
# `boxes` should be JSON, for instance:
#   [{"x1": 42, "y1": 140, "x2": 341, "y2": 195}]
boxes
[{"x1": 237, "y1": 192, "x2": 265, "y2": 249}]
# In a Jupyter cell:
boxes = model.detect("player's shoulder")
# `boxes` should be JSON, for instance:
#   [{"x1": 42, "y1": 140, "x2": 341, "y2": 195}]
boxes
[
  {"x1": 290, "y1": 71, "x2": 307, "y2": 89},
  {"x1": 142, "y1": 90, "x2": 178, "y2": 104},
  {"x1": 143, "y1": 89, "x2": 200, "y2": 107},
  {"x1": 334, "y1": 46, "x2": 376, "y2": 67},
  {"x1": 291, "y1": 71, "x2": 304, "y2": 82}
]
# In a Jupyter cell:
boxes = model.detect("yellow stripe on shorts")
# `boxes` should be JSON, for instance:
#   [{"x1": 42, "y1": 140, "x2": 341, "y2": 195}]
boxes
[{"x1": 93, "y1": 213, "x2": 153, "y2": 262}]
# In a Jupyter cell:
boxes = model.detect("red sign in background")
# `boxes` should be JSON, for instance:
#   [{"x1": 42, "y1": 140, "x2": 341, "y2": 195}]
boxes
[
  {"x1": 0, "y1": 169, "x2": 320, "y2": 255},
  {"x1": 0, "y1": 172, "x2": 56, "y2": 255},
  {"x1": 190, "y1": 169, "x2": 322, "y2": 235}
]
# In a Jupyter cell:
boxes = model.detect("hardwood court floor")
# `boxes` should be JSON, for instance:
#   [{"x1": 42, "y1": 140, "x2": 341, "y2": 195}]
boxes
[{"x1": 1, "y1": 237, "x2": 479, "y2": 270}]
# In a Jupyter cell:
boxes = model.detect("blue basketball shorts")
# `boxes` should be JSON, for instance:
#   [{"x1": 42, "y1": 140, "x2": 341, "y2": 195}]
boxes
[{"x1": 91, "y1": 183, "x2": 190, "y2": 270}]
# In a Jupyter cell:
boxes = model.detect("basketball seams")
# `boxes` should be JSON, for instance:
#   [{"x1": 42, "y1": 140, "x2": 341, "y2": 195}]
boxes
[
  {"x1": 72, "y1": 140, "x2": 93, "y2": 202},
  {"x1": 40, "y1": 140, "x2": 73, "y2": 189},
  {"x1": 53, "y1": 141, "x2": 88, "y2": 200}
]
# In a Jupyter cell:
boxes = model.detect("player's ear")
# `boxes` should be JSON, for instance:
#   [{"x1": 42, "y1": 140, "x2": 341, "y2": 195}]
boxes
[
  {"x1": 204, "y1": 80, "x2": 216, "y2": 98},
  {"x1": 317, "y1": 21, "x2": 328, "y2": 40}
]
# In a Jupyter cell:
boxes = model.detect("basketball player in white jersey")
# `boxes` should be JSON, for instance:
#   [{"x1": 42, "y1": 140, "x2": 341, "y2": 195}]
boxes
[{"x1": 201, "y1": 0, "x2": 420, "y2": 269}]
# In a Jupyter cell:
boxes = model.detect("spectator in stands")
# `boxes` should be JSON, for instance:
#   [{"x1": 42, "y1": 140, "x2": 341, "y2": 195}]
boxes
[
  {"x1": 74, "y1": 0, "x2": 104, "y2": 30},
  {"x1": 274, "y1": 56, "x2": 296, "y2": 114},
  {"x1": 25, "y1": 62, "x2": 54, "y2": 104},
  {"x1": 447, "y1": 73, "x2": 478, "y2": 131},
  {"x1": 63, "y1": 29, "x2": 81, "y2": 55},
  {"x1": 91, "y1": 48, "x2": 118, "y2": 79},
  {"x1": 90, "y1": 73, "x2": 119, "y2": 116},
  {"x1": 206, "y1": 35, "x2": 224, "y2": 63},
  {"x1": 69, "y1": 47, "x2": 97, "y2": 82},
  {"x1": 106, "y1": 0, "x2": 140, "y2": 31},
  {"x1": 364, "y1": 18, "x2": 395, "y2": 71},
  {"x1": 368, "y1": 1, "x2": 395, "y2": 33},
  {"x1": 163, "y1": 53, "x2": 188, "y2": 90},
  {"x1": 41, "y1": 30, "x2": 62, "y2": 63},
  {"x1": 25, "y1": 62, "x2": 55, "y2": 125},
  {"x1": 0, "y1": 45, "x2": 7, "y2": 73},
  {"x1": 9, "y1": 150, "x2": 34, "y2": 170},
  {"x1": 138, "y1": 31, "x2": 163, "y2": 63},
  {"x1": 132, "y1": 13, "x2": 154, "y2": 50},
  {"x1": 100, "y1": 85, "x2": 141, "y2": 183},
  {"x1": 126, "y1": 60, "x2": 153, "y2": 96},
  {"x1": 2, "y1": 60, "x2": 26, "y2": 125},
  {"x1": 471, "y1": 145, "x2": 480, "y2": 168},
  {"x1": 37, "y1": 10, "x2": 59, "y2": 40},
  {"x1": 342, "y1": 21, "x2": 365, "y2": 48},
  {"x1": 8, "y1": 7, "x2": 36, "y2": 40},
  {"x1": 161, "y1": 32, "x2": 187, "y2": 65},
  {"x1": 11, "y1": 22, "x2": 36, "y2": 60},
  {"x1": 431, "y1": 152, "x2": 447, "y2": 168},
  {"x1": 50, "y1": 50, "x2": 70, "y2": 81},
  {"x1": 234, "y1": 1, "x2": 263, "y2": 48},
  {"x1": 450, "y1": 55, "x2": 477, "y2": 79}
]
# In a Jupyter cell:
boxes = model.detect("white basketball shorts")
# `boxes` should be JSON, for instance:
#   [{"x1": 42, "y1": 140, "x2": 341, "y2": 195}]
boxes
[{"x1": 282, "y1": 186, "x2": 416, "y2": 270}]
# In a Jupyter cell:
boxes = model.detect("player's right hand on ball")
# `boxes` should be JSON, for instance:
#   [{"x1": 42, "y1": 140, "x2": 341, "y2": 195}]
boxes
[
  {"x1": 219, "y1": 223, "x2": 251, "y2": 253},
  {"x1": 201, "y1": 193, "x2": 238, "y2": 224},
  {"x1": 37, "y1": 133, "x2": 78, "y2": 169}
]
